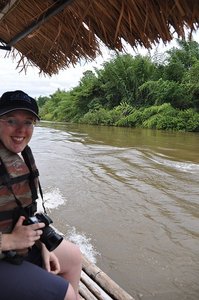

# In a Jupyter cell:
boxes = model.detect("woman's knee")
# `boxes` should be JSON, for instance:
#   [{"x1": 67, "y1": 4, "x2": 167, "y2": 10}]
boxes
[
  {"x1": 71, "y1": 243, "x2": 82, "y2": 266},
  {"x1": 65, "y1": 241, "x2": 82, "y2": 274},
  {"x1": 55, "y1": 240, "x2": 82, "y2": 269}
]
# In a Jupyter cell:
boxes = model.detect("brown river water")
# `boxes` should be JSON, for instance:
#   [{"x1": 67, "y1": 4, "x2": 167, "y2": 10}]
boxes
[{"x1": 30, "y1": 122, "x2": 199, "y2": 300}]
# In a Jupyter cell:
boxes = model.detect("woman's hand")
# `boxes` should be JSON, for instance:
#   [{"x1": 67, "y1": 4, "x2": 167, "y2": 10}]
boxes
[
  {"x1": 40, "y1": 243, "x2": 60, "y2": 274},
  {"x1": 2, "y1": 216, "x2": 45, "y2": 252}
]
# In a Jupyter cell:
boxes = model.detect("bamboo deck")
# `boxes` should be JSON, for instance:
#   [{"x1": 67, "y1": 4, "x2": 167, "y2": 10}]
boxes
[{"x1": 79, "y1": 255, "x2": 134, "y2": 300}]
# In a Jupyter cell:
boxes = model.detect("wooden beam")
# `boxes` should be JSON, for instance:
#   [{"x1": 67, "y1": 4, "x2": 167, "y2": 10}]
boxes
[
  {"x1": 0, "y1": 0, "x2": 18, "y2": 21},
  {"x1": 7, "y1": 0, "x2": 74, "y2": 47}
]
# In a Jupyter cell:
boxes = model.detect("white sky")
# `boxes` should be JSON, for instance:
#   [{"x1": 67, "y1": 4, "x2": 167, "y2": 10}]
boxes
[
  {"x1": 0, "y1": 31, "x2": 199, "y2": 98},
  {"x1": 0, "y1": 51, "x2": 111, "y2": 98}
]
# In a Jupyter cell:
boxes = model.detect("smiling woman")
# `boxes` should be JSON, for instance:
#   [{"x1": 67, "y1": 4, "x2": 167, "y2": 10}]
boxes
[{"x1": 0, "y1": 89, "x2": 83, "y2": 300}]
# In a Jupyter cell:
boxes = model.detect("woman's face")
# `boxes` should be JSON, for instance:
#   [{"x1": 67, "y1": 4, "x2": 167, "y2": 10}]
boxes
[{"x1": 0, "y1": 110, "x2": 36, "y2": 153}]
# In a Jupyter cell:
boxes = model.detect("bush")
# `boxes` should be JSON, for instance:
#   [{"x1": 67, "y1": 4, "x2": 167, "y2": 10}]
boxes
[
  {"x1": 116, "y1": 110, "x2": 143, "y2": 127},
  {"x1": 142, "y1": 107, "x2": 199, "y2": 131},
  {"x1": 177, "y1": 109, "x2": 199, "y2": 131},
  {"x1": 79, "y1": 108, "x2": 117, "y2": 125}
]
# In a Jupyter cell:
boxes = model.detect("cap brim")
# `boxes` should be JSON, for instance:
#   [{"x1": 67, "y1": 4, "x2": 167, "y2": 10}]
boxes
[{"x1": 0, "y1": 107, "x2": 40, "y2": 120}]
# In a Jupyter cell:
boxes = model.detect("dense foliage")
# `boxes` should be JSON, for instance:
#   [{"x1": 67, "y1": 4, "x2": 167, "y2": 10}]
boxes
[{"x1": 38, "y1": 40, "x2": 199, "y2": 131}]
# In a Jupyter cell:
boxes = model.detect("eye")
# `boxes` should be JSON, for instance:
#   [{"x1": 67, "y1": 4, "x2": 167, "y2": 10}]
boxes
[
  {"x1": 7, "y1": 118, "x2": 17, "y2": 126},
  {"x1": 24, "y1": 120, "x2": 33, "y2": 126}
]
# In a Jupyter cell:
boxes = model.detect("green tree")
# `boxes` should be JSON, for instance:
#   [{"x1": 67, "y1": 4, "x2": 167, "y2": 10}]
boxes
[
  {"x1": 72, "y1": 70, "x2": 102, "y2": 116},
  {"x1": 98, "y1": 54, "x2": 155, "y2": 108},
  {"x1": 166, "y1": 39, "x2": 199, "y2": 70},
  {"x1": 162, "y1": 61, "x2": 185, "y2": 82},
  {"x1": 37, "y1": 96, "x2": 49, "y2": 108}
]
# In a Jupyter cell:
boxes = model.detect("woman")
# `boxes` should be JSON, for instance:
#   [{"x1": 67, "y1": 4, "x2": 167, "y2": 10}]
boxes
[{"x1": 0, "y1": 90, "x2": 82, "y2": 300}]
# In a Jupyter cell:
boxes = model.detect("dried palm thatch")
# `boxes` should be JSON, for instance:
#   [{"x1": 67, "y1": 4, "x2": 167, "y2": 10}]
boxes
[{"x1": 0, "y1": 0, "x2": 199, "y2": 75}]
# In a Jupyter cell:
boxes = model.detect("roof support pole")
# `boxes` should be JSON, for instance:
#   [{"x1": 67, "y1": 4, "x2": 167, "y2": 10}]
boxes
[
  {"x1": 0, "y1": 0, "x2": 18, "y2": 21},
  {"x1": 7, "y1": 0, "x2": 74, "y2": 47}
]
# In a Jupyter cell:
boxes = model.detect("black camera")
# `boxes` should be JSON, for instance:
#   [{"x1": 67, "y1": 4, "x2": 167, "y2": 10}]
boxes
[{"x1": 24, "y1": 213, "x2": 63, "y2": 252}]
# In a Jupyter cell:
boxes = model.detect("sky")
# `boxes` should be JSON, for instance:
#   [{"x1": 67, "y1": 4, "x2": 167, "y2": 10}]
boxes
[{"x1": 0, "y1": 31, "x2": 199, "y2": 98}]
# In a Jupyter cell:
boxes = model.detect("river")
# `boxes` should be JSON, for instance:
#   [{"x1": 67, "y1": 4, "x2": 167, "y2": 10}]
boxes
[{"x1": 30, "y1": 122, "x2": 199, "y2": 300}]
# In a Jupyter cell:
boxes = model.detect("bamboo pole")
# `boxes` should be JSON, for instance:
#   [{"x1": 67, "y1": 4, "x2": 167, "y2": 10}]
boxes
[
  {"x1": 79, "y1": 281, "x2": 99, "y2": 300},
  {"x1": 82, "y1": 255, "x2": 134, "y2": 300},
  {"x1": 81, "y1": 270, "x2": 113, "y2": 300}
]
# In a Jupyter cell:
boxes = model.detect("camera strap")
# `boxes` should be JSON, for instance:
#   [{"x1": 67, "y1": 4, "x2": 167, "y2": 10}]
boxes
[{"x1": 21, "y1": 145, "x2": 47, "y2": 214}]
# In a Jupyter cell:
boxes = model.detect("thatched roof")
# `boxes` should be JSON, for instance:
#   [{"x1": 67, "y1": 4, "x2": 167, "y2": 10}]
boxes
[{"x1": 0, "y1": 0, "x2": 199, "y2": 75}]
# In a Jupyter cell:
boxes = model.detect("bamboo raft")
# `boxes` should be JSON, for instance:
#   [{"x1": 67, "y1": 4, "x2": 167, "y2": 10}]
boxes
[{"x1": 79, "y1": 255, "x2": 134, "y2": 300}]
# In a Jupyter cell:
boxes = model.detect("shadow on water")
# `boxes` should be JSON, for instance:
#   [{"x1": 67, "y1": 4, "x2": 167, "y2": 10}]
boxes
[{"x1": 33, "y1": 122, "x2": 199, "y2": 300}]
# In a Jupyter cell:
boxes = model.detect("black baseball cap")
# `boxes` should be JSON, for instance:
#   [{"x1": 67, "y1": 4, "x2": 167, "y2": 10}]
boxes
[{"x1": 0, "y1": 90, "x2": 40, "y2": 120}]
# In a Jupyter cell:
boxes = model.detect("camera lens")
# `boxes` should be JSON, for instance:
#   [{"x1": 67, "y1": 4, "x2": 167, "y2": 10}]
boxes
[{"x1": 40, "y1": 226, "x2": 63, "y2": 251}]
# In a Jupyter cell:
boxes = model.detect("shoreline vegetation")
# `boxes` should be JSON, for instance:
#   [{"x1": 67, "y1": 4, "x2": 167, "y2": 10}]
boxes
[{"x1": 38, "y1": 40, "x2": 199, "y2": 132}]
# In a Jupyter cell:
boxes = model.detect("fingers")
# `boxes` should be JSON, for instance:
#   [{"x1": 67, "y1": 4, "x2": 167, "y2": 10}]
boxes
[
  {"x1": 15, "y1": 216, "x2": 26, "y2": 227},
  {"x1": 50, "y1": 257, "x2": 60, "y2": 274},
  {"x1": 30, "y1": 222, "x2": 45, "y2": 231},
  {"x1": 11, "y1": 218, "x2": 45, "y2": 249},
  {"x1": 42, "y1": 250, "x2": 60, "y2": 274},
  {"x1": 15, "y1": 218, "x2": 45, "y2": 240},
  {"x1": 24, "y1": 223, "x2": 45, "y2": 241},
  {"x1": 31, "y1": 224, "x2": 44, "y2": 242},
  {"x1": 14, "y1": 217, "x2": 45, "y2": 231},
  {"x1": 35, "y1": 229, "x2": 43, "y2": 236},
  {"x1": 33, "y1": 230, "x2": 43, "y2": 240}
]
